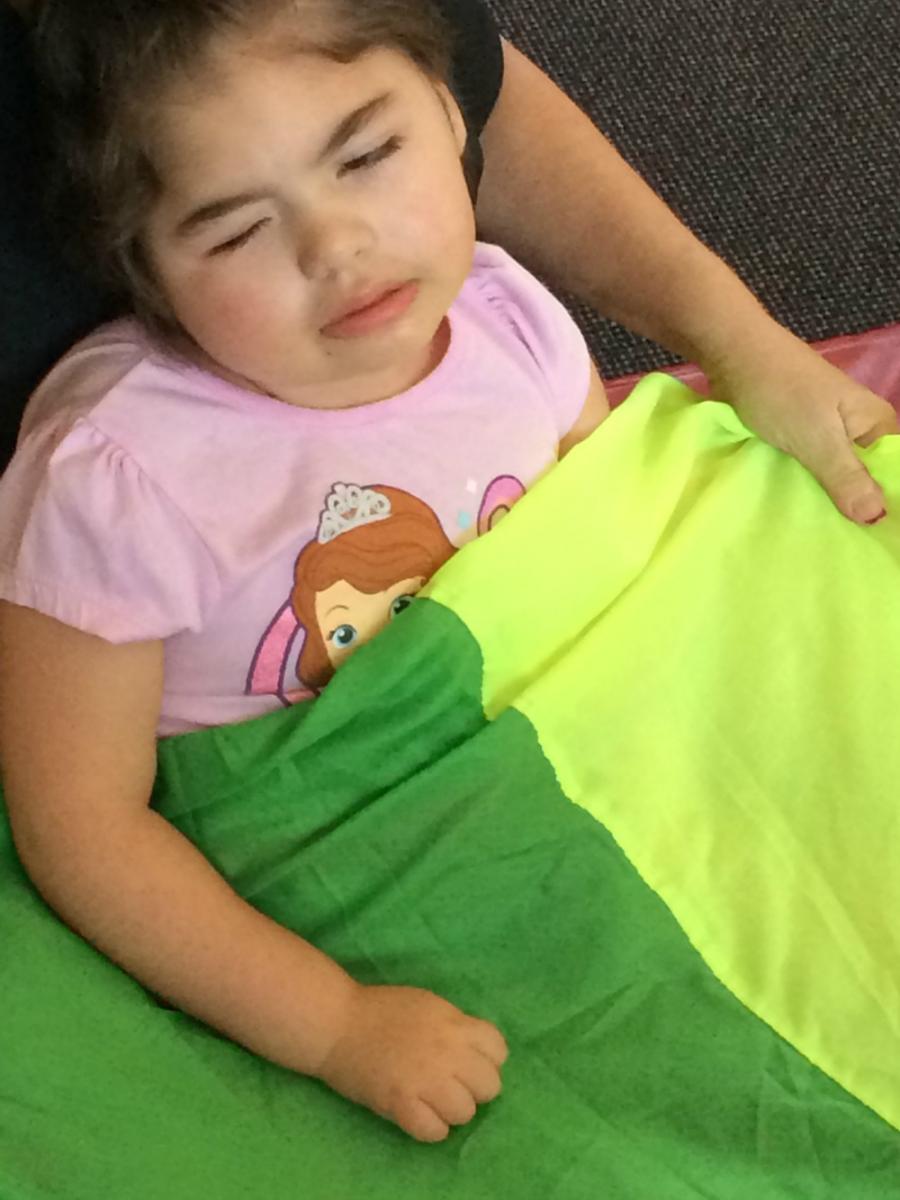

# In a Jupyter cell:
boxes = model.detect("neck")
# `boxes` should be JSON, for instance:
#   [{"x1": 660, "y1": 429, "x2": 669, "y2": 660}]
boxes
[{"x1": 179, "y1": 319, "x2": 451, "y2": 410}]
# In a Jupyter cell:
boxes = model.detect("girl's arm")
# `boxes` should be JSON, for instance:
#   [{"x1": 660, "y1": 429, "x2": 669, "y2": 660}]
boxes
[
  {"x1": 0, "y1": 601, "x2": 356, "y2": 1072},
  {"x1": 0, "y1": 601, "x2": 506, "y2": 1141},
  {"x1": 477, "y1": 40, "x2": 896, "y2": 526}
]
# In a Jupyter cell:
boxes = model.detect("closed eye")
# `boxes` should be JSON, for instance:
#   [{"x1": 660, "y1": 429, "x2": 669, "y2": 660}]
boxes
[
  {"x1": 339, "y1": 136, "x2": 404, "y2": 177},
  {"x1": 209, "y1": 217, "x2": 271, "y2": 256}
]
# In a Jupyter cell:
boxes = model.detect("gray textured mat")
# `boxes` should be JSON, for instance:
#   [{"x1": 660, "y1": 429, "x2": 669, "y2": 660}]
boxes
[{"x1": 487, "y1": 0, "x2": 900, "y2": 376}]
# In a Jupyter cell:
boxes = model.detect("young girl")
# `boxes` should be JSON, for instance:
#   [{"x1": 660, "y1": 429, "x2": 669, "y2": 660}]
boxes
[{"x1": 0, "y1": 0, "x2": 608, "y2": 1143}]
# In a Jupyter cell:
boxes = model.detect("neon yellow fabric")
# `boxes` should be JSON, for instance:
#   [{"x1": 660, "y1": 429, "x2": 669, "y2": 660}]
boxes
[{"x1": 429, "y1": 374, "x2": 900, "y2": 1130}]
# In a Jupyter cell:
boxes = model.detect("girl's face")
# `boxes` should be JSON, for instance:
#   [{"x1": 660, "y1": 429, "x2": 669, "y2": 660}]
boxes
[
  {"x1": 144, "y1": 38, "x2": 475, "y2": 409},
  {"x1": 315, "y1": 575, "x2": 425, "y2": 670}
]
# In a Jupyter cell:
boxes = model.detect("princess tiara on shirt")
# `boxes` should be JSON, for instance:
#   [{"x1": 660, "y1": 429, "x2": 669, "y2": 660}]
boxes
[{"x1": 317, "y1": 483, "x2": 393, "y2": 545}]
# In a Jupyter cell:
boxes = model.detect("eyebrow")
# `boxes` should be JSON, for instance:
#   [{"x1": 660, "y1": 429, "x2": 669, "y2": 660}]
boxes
[
  {"x1": 324, "y1": 604, "x2": 350, "y2": 618},
  {"x1": 174, "y1": 92, "x2": 394, "y2": 239},
  {"x1": 320, "y1": 91, "x2": 393, "y2": 163}
]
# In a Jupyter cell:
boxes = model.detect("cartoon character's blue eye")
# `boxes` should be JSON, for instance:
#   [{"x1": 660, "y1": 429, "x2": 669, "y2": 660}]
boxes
[
  {"x1": 390, "y1": 594, "x2": 415, "y2": 619},
  {"x1": 330, "y1": 624, "x2": 358, "y2": 648}
]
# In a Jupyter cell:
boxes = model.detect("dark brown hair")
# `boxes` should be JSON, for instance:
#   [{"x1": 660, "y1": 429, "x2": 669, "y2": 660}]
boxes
[{"x1": 32, "y1": 0, "x2": 457, "y2": 337}]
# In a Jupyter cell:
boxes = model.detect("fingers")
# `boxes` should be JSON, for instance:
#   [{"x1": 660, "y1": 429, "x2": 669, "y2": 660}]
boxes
[
  {"x1": 787, "y1": 407, "x2": 888, "y2": 525},
  {"x1": 391, "y1": 1021, "x2": 507, "y2": 1142},
  {"x1": 396, "y1": 1097, "x2": 451, "y2": 1143},
  {"x1": 467, "y1": 1017, "x2": 509, "y2": 1068},
  {"x1": 847, "y1": 401, "x2": 900, "y2": 447},
  {"x1": 815, "y1": 446, "x2": 885, "y2": 525},
  {"x1": 829, "y1": 389, "x2": 897, "y2": 520},
  {"x1": 424, "y1": 1077, "x2": 479, "y2": 1127},
  {"x1": 337, "y1": 989, "x2": 509, "y2": 1144},
  {"x1": 457, "y1": 1056, "x2": 503, "y2": 1105},
  {"x1": 720, "y1": 340, "x2": 898, "y2": 526},
  {"x1": 840, "y1": 381, "x2": 900, "y2": 443},
  {"x1": 395, "y1": 1077, "x2": 480, "y2": 1143},
  {"x1": 402, "y1": 1065, "x2": 499, "y2": 1142}
]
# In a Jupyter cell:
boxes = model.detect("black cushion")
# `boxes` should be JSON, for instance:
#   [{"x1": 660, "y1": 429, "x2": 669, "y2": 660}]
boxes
[{"x1": 0, "y1": 6, "x2": 116, "y2": 469}]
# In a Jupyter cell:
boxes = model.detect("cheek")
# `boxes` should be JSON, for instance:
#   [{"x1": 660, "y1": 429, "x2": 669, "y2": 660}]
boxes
[
  {"x1": 324, "y1": 639, "x2": 343, "y2": 668},
  {"x1": 169, "y1": 264, "x2": 290, "y2": 356},
  {"x1": 160, "y1": 243, "x2": 301, "y2": 355},
  {"x1": 387, "y1": 160, "x2": 474, "y2": 252}
]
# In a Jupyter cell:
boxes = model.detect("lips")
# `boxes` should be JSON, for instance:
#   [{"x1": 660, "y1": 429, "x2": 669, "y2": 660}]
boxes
[
  {"x1": 326, "y1": 284, "x2": 403, "y2": 324},
  {"x1": 320, "y1": 281, "x2": 419, "y2": 338}
]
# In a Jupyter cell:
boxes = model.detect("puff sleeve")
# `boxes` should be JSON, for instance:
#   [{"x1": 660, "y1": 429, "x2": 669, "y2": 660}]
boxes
[
  {"x1": 470, "y1": 243, "x2": 594, "y2": 439},
  {"x1": 0, "y1": 418, "x2": 221, "y2": 643}
]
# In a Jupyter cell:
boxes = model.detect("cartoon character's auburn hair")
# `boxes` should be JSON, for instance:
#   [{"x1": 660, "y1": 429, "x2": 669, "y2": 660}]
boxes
[{"x1": 292, "y1": 485, "x2": 455, "y2": 688}]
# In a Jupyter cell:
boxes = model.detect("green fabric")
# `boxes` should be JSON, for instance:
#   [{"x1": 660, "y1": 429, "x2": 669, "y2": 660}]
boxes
[{"x1": 2, "y1": 375, "x2": 899, "y2": 1197}]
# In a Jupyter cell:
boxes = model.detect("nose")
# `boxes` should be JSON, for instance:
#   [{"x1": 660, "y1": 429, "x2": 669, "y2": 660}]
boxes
[{"x1": 296, "y1": 209, "x2": 375, "y2": 281}]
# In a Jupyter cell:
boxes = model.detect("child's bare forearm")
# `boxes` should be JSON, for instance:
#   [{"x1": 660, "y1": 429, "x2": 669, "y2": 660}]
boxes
[{"x1": 16, "y1": 807, "x2": 356, "y2": 1075}]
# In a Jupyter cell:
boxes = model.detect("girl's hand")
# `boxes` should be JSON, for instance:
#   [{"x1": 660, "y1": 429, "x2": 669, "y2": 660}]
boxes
[
  {"x1": 706, "y1": 329, "x2": 899, "y2": 526},
  {"x1": 314, "y1": 983, "x2": 508, "y2": 1142}
]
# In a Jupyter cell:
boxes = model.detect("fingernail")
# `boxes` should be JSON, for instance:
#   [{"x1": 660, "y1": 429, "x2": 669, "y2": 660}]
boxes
[{"x1": 865, "y1": 509, "x2": 888, "y2": 525}]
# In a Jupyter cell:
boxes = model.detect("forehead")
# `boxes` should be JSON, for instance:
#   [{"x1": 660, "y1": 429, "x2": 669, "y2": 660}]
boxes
[
  {"x1": 316, "y1": 576, "x2": 421, "y2": 611},
  {"x1": 161, "y1": 41, "x2": 416, "y2": 140},
  {"x1": 150, "y1": 43, "x2": 423, "y2": 190}
]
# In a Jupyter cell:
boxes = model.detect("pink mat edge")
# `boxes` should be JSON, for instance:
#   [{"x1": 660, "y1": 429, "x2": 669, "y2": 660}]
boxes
[{"x1": 604, "y1": 320, "x2": 900, "y2": 414}]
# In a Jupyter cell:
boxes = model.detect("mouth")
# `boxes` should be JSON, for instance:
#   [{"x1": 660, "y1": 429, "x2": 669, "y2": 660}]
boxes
[{"x1": 320, "y1": 281, "x2": 420, "y2": 338}]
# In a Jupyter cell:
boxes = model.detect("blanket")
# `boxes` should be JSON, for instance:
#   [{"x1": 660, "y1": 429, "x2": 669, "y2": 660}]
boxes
[{"x1": 3, "y1": 374, "x2": 899, "y2": 1198}]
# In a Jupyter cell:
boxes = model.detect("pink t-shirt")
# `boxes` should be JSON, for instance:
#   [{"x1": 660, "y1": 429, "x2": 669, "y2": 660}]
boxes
[{"x1": 0, "y1": 243, "x2": 591, "y2": 735}]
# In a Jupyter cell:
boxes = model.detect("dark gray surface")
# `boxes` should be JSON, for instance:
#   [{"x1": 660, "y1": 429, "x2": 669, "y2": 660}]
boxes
[{"x1": 487, "y1": 0, "x2": 900, "y2": 375}]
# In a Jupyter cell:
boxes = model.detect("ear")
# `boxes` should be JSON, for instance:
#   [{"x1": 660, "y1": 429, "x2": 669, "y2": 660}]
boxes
[{"x1": 433, "y1": 82, "x2": 469, "y2": 156}]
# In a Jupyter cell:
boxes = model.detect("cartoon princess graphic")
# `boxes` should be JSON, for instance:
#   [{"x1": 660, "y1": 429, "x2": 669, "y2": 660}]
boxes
[
  {"x1": 292, "y1": 483, "x2": 456, "y2": 689},
  {"x1": 246, "y1": 476, "x2": 525, "y2": 704}
]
